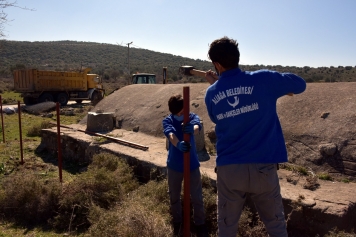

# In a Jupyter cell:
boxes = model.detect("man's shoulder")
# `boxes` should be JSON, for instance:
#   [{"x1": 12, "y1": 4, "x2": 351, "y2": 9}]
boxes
[{"x1": 245, "y1": 69, "x2": 275, "y2": 75}]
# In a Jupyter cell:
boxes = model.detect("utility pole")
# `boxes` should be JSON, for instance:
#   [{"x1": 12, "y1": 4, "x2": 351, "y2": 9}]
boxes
[{"x1": 127, "y1": 41, "x2": 133, "y2": 78}]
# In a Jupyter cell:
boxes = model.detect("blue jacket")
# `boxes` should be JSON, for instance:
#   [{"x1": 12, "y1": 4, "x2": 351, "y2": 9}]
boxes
[
  {"x1": 205, "y1": 68, "x2": 306, "y2": 166},
  {"x1": 163, "y1": 113, "x2": 201, "y2": 172}
]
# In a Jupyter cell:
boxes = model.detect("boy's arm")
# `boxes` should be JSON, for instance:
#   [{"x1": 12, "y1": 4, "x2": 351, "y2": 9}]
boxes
[
  {"x1": 193, "y1": 125, "x2": 200, "y2": 136},
  {"x1": 163, "y1": 117, "x2": 179, "y2": 147},
  {"x1": 168, "y1": 132, "x2": 179, "y2": 147},
  {"x1": 189, "y1": 113, "x2": 202, "y2": 136}
]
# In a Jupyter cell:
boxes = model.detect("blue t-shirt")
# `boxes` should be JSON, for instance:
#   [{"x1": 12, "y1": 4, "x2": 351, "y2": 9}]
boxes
[
  {"x1": 205, "y1": 68, "x2": 306, "y2": 166},
  {"x1": 162, "y1": 112, "x2": 201, "y2": 172}
]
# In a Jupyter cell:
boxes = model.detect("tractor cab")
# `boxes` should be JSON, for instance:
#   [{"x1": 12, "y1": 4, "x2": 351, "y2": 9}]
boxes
[{"x1": 131, "y1": 73, "x2": 156, "y2": 84}]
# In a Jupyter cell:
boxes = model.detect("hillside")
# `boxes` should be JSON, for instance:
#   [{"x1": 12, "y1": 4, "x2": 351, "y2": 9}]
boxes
[
  {"x1": 0, "y1": 40, "x2": 212, "y2": 83},
  {"x1": 1, "y1": 40, "x2": 356, "y2": 85}
]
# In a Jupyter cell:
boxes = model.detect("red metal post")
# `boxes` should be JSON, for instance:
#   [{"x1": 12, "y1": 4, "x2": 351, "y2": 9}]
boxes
[
  {"x1": 183, "y1": 86, "x2": 190, "y2": 237},
  {"x1": 18, "y1": 101, "x2": 24, "y2": 164},
  {"x1": 0, "y1": 95, "x2": 5, "y2": 143},
  {"x1": 56, "y1": 103, "x2": 63, "y2": 182}
]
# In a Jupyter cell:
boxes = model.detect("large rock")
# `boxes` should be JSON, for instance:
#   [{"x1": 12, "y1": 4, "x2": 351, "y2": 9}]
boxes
[
  {"x1": 24, "y1": 101, "x2": 56, "y2": 115},
  {"x1": 277, "y1": 82, "x2": 356, "y2": 178}
]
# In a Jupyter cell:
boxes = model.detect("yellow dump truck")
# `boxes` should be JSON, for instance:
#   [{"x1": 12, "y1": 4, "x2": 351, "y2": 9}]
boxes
[{"x1": 13, "y1": 68, "x2": 105, "y2": 106}]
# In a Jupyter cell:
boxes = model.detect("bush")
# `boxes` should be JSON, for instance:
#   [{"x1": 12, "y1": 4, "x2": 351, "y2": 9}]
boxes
[
  {"x1": 51, "y1": 153, "x2": 139, "y2": 231},
  {"x1": 318, "y1": 173, "x2": 333, "y2": 181},
  {"x1": 0, "y1": 171, "x2": 61, "y2": 225},
  {"x1": 27, "y1": 121, "x2": 53, "y2": 137},
  {"x1": 89, "y1": 152, "x2": 140, "y2": 193},
  {"x1": 51, "y1": 168, "x2": 122, "y2": 231}
]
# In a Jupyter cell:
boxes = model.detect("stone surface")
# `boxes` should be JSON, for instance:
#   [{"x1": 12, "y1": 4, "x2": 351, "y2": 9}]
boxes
[
  {"x1": 86, "y1": 111, "x2": 115, "y2": 132},
  {"x1": 24, "y1": 101, "x2": 56, "y2": 114}
]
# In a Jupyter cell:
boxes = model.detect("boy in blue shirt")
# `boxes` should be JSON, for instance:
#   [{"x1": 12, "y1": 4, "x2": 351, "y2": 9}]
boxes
[
  {"x1": 204, "y1": 36, "x2": 306, "y2": 237},
  {"x1": 162, "y1": 94, "x2": 208, "y2": 237}
]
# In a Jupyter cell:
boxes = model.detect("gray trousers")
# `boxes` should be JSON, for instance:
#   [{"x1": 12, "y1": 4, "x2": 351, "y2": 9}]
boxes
[
  {"x1": 167, "y1": 167, "x2": 206, "y2": 225},
  {"x1": 217, "y1": 163, "x2": 287, "y2": 237}
]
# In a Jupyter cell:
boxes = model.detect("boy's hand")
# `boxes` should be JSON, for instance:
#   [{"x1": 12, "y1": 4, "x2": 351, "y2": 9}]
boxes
[
  {"x1": 182, "y1": 123, "x2": 194, "y2": 134},
  {"x1": 177, "y1": 141, "x2": 191, "y2": 152}
]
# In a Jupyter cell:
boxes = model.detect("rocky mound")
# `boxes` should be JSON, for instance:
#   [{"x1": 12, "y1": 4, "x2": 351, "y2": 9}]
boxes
[{"x1": 278, "y1": 82, "x2": 356, "y2": 178}]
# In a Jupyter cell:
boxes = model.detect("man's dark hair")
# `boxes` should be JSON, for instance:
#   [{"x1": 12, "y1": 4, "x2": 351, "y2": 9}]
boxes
[
  {"x1": 168, "y1": 94, "x2": 184, "y2": 115},
  {"x1": 208, "y1": 36, "x2": 240, "y2": 69}
]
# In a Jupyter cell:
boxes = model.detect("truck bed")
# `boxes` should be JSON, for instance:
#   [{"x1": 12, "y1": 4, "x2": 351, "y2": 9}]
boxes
[{"x1": 13, "y1": 69, "x2": 88, "y2": 92}]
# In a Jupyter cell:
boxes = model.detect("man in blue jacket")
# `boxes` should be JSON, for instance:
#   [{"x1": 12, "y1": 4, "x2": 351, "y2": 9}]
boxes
[
  {"x1": 162, "y1": 94, "x2": 208, "y2": 237},
  {"x1": 204, "y1": 36, "x2": 306, "y2": 237}
]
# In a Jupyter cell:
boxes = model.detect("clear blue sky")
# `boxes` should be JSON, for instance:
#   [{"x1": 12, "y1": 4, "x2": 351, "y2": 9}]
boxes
[{"x1": 4, "y1": 0, "x2": 356, "y2": 68}]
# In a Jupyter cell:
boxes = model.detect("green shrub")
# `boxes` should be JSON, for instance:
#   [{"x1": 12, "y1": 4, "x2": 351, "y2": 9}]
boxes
[
  {"x1": 89, "y1": 152, "x2": 121, "y2": 171},
  {"x1": 318, "y1": 173, "x2": 333, "y2": 181},
  {"x1": 297, "y1": 166, "x2": 308, "y2": 176},
  {"x1": 27, "y1": 121, "x2": 53, "y2": 137},
  {"x1": 281, "y1": 163, "x2": 309, "y2": 176},
  {"x1": 89, "y1": 153, "x2": 139, "y2": 193},
  {"x1": 341, "y1": 178, "x2": 350, "y2": 183}
]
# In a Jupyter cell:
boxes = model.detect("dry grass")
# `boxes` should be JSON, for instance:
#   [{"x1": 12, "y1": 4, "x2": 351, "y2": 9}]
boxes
[
  {"x1": 0, "y1": 142, "x2": 354, "y2": 236},
  {"x1": 237, "y1": 207, "x2": 268, "y2": 237},
  {"x1": 88, "y1": 181, "x2": 172, "y2": 237},
  {"x1": 0, "y1": 170, "x2": 61, "y2": 225},
  {"x1": 27, "y1": 120, "x2": 53, "y2": 137},
  {"x1": 324, "y1": 229, "x2": 356, "y2": 237}
]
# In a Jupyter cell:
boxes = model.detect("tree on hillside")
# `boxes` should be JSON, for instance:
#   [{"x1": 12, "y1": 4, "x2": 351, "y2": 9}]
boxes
[{"x1": 0, "y1": 0, "x2": 34, "y2": 38}]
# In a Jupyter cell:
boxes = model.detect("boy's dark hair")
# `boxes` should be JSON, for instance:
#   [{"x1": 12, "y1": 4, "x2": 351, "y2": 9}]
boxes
[
  {"x1": 168, "y1": 94, "x2": 183, "y2": 115},
  {"x1": 208, "y1": 36, "x2": 240, "y2": 69}
]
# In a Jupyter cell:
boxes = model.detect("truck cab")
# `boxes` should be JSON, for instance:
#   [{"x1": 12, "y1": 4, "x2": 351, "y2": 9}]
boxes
[
  {"x1": 87, "y1": 73, "x2": 103, "y2": 90},
  {"x1": 131, "y1": 73, "x2": 156, "y2": 84}
]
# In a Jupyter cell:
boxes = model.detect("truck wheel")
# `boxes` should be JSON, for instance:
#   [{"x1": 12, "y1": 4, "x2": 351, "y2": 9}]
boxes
[
  {"x1": 75, "y1": 100, "x2": 83, "y2": 104},
  {"x1": 23, "y1": 97, "x2": 34, "y2": 105},
  {"x1": 57, "y1": 93, "x2": 68, "y2": 106},
  {"x1": 91, "y1": 91, "x2": 103, "y2": 105},
  {"x1": 39, "y1": 93, "x2": 54, "y2": 103}
]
